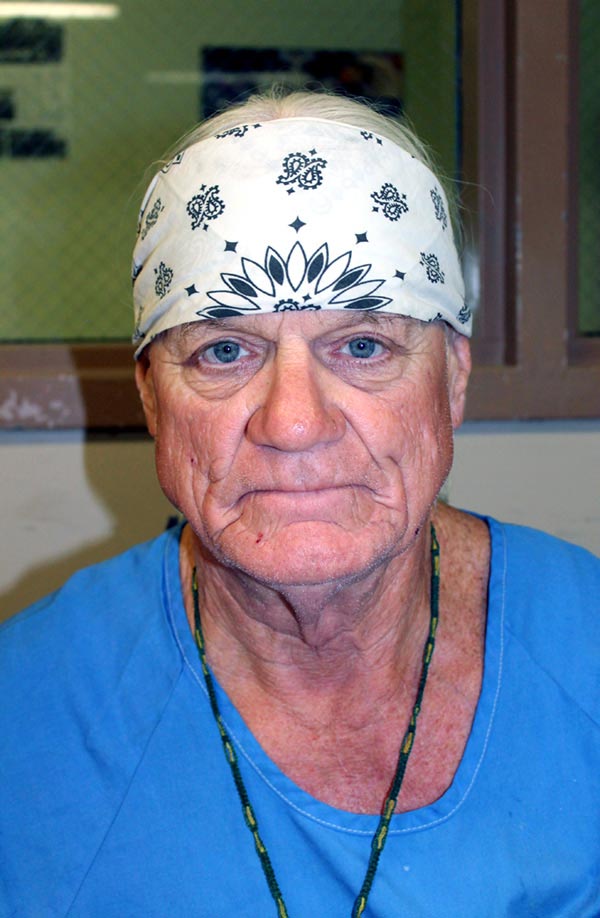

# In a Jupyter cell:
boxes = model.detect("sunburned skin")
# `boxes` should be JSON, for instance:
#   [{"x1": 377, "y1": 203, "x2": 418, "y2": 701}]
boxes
[
  {"x1": 136, "y1": 312, "x2": 470, "y2": 597},
  {"x1": 136, "y1": 310, "x2": 489, "y2": 813}
]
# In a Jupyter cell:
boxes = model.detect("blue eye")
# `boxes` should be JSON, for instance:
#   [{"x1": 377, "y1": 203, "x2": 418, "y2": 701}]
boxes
[
  {"x1": 204, "y1": 340, "x2": 244, "y2": 364},
  {"x1": 344, "y1": 337, "x2": 382, "y2": 359}
]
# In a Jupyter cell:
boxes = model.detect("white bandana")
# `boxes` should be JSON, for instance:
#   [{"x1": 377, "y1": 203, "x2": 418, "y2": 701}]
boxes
[{"x1": 132, "y1": 117, "x2": 471, "y2": 356}]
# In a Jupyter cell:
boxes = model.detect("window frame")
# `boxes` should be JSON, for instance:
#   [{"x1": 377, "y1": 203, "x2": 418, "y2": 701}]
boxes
[{"x1": 467, "y1": 0, "x2": 600, "y2": 418}]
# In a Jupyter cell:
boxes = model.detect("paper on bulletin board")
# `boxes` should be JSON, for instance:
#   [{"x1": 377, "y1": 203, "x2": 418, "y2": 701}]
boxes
[{"x1": 0, "y1": 18, "x2": 68, "y2": 158}]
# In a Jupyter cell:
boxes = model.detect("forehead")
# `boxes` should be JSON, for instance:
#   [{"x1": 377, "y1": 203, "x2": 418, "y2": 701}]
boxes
[{"x1": 163, "y1": 311, "x2": 433, "y2": 349}]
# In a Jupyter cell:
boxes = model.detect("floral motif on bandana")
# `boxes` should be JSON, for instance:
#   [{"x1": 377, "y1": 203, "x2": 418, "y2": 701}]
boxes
[
  {"x1": 199, "y1": 241, "x2": 392, "y2": 318},
  {"x1": 132, "y1": 117, "x2": 472, "y2": 353},
  {"x1": 216, "y1": 125, "x2": 249, "y2": 139}
]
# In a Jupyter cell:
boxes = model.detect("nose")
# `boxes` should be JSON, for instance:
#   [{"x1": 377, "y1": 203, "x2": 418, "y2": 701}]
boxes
[{"x1": 246, "y1": 345, "x2": 345, "y2": 452}]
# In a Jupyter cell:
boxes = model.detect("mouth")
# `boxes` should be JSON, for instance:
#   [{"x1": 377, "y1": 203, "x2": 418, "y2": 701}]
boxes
[
  {"x1": 248, "y1": 484, "x2": 366, "y2": 496},
  {"x1": 240, "y1": 485, "x2": 371, "y2": 521}
]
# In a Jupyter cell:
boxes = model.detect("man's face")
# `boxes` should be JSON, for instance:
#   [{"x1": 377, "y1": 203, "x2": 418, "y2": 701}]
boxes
[{"x1": 136, "y1": 311, "x2": 470, "y2": 587}]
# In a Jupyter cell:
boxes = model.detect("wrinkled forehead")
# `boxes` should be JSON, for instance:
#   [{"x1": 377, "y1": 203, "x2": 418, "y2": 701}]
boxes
[
  {"x1": 156, "y1": 310, "x2": 440, "y2": 357},
  {"x1": 132, "y1": 118, "x2": 471, "y2": 358}
]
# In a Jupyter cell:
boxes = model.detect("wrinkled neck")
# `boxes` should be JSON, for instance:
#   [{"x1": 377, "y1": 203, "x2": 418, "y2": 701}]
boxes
[{"x1": 179, "y1": 518, "x2": 434, "y2": 697}]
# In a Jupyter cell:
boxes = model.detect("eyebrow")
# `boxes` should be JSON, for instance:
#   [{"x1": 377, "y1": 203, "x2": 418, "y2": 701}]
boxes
[
  {"x1": 184, "y1": 312, "x2": 403, "y2": 331},
  {"x1": 168, "y1": 311, "x2": 419, "y2": 349}
]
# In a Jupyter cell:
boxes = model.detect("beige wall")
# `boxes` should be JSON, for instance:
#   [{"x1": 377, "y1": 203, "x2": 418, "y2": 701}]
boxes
[{"x1": 2, "y1": 422, "x2": 599, "y2": 623}]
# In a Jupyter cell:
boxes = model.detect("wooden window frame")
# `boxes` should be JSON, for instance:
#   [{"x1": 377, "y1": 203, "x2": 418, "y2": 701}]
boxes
[
  {"x1": 1, "y1": 0, "x2": 597, "y2": 430},
  {"x1": 0, "y1": 343, "x2": 144, "y2": 429},
  {"x1": 468, "y1": 0, "x2": 600, "y2": 418}
]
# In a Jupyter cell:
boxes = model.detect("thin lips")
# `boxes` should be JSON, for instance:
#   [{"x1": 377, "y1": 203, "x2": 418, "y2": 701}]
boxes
[{"x1": 246, "y1": 483, "x2": 367, "y2": 494}]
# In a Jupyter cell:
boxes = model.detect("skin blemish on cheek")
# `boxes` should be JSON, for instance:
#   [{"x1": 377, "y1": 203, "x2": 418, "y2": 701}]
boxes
[
  {"x1": 190, "y1": 456, "x2": 196, "y2": 464},
  {"x1": 255, "y1": 532, "x2": 264, "y2": 544}
]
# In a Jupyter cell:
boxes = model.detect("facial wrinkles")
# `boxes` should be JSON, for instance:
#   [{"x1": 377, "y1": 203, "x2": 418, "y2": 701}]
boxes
[
  {"x1": 352, "y1": 352, "x2": 453, "y2": 551},
  {"x1": 214, "y1": 423, "x2": 393, "y2": 494},
  {"x1": 196, "y1": 407, "x2": 397, "y2": 552},
  {"x1": 153, "y1": 317, "x2": 455, "y2": 573},
  {"x1": 202, "y1": 421, "x2": 411, "y2": 572},
  {"x1": 389, "y1": 361, "x2": 454, "y2": 521},
  {"x1": 230, "y1": 488, "x2": 374, "y2": 541},
  {"x1": 200, "y1": 337, "x2": 378, "y2": 493},
  {"x1": 189, "y1": 412, "x2": 367, "y2": 567}
]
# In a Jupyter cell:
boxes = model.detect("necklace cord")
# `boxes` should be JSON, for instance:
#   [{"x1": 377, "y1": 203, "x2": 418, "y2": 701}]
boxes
[{"x1": 192, "y1": 524, "x2": 440, "y2": 918}]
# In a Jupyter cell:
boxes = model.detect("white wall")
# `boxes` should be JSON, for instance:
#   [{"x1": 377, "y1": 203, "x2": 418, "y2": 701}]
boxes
[
  {"x1": 450, "y1": 421, "x2": 600, "y2": 551},
  {"x1": 1, "y1": 421, "x2": 599, "y2": 623},
  {"x1": 0, "y1": 432, "x2": 173, "y2": 622}
]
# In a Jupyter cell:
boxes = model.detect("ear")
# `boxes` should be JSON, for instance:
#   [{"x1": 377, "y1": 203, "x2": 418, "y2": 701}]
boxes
[
  {"x1": 135, "y1": 353, "x2": 158, "y2": 437},
  {"x1": 446, "y1": 331, "x2": 471, "y2": 430}
]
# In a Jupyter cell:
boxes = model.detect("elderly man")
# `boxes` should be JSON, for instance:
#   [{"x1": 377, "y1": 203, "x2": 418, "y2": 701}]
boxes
[{"x1": 1, "y1": 91, "x2": 599, "y2": 917}]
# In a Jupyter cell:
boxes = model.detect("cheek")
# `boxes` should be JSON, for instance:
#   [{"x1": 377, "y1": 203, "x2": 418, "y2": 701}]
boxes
[
  {"x1": 153, "y1": 410, "x2": 199, "y2": 512},
  {"x1": 399, "y1": 373, "x2": 455, "y2": 483},
  {"x1": 364, "y1": 370, "x2": 455, "y2": 491},
  {"x1": 148, "y1": 385, "x2": 204, "y2": 507},
  {"x1": 151, "y1": 391, "x2": 250, "y2": 515}
]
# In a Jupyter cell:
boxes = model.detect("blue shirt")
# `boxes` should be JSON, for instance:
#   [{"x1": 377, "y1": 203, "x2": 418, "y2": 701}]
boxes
[{"x1": 1, "y1": 518, "x2": 599, "y2": 917}]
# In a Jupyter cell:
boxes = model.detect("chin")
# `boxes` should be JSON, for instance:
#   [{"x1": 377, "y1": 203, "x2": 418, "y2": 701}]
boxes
[{"x1": 213, "y1": 520, "x2": 400, "y2": 588}]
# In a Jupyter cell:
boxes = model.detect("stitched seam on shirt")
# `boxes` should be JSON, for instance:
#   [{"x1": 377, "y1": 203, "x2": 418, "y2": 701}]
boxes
[
  {"x1": 173, "y1": 521, "x2": 507, "y2": 836},
  {"x1": 387, "y1": 521, "x2": 507, "y2": 834}
]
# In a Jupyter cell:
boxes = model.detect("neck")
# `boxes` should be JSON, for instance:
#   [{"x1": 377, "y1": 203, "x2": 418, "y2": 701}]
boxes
[
  {"x1": 180, "y1": 516, "x2": 435, "y2": 701},
  {"x1": 179, "y1": 504, "x2": 490, "y2": 815}
]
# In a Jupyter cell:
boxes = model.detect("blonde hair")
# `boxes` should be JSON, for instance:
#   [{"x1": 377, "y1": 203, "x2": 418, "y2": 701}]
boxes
[
  {"x1": 174, "y1": 88, "x2": 431, "y2": 162},
  {"x1": 161, "y1": 88, "x2": 458, "y2": 236}
]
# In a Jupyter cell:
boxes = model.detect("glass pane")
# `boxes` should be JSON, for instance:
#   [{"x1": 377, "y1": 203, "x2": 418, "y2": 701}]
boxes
[
  {"x1": 401, "y1": 0, "x2": 459, "y2": 184},
  {"x1": 0, "y1": 0, "x2": 461, "y2": 344},
  {"x1": 578, "y1": 0, "x2": 600, "y2": 335}
]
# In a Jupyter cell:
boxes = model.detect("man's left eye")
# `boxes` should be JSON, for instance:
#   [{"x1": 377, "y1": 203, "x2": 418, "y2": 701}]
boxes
[
  {"x1": 204, "y1": 340, "x2": 249, "y2": 364},
  {"x1": 341, "y1": 337, "x2": 383, "y2": 359}
]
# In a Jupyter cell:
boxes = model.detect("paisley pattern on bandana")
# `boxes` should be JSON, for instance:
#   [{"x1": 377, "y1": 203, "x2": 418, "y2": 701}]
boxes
[
  {"x1": 371, "y1": 183, "x2": 409, "y2": 221},
  {"x1": 361, "y1": 131, "x2": 383, "y2": 146},
  {"x1": 160, "y1": 151, "x2": 184, "y2": 174},
  {"x1": 430, "y1": 188, "x2": 448, "y2": 230},
  {"x1": 186, "y1": 184, "x2": 225, "y2": 230},
  {"x1": 274, "y1": 299, "x2": 320, "y2": 312},
  {"x1": 140, "y1": 198, "x2": 164, "y2": 240},
  {"x1": 132, "y1": 118, "x2": 471, "y2": 353},
  {"x1": 457, "y1": 303, "x2": 472, "y2": 325},
  {"x1": 154, "y1": 261, "x2": 173, "y2": 299},
  {"x1": 215, "y1": 124, "x2": 262, "y2": 139},
  {"x1": 276, "y1": 150, "x2": 328, "y2": 192},
  {"x1": 216, "y1": 125, "x2": 249, "y2": 139},
  {"x1": 420, "y1": 252, "x2": 445, "y2": 284},
  {"x1": 200, "y1": 241, "x2": 392, "y2": 319}
]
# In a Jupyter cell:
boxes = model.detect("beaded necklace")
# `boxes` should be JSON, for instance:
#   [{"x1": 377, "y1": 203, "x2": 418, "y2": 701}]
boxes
[{"x1": 192, "y1": 524, "x2": 440, "y2": 917}]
